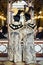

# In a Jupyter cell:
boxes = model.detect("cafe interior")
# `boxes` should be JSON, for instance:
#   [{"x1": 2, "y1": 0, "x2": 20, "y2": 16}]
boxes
[{"x1": 0, "y1": 0, "x2": 43, "y2": 65}]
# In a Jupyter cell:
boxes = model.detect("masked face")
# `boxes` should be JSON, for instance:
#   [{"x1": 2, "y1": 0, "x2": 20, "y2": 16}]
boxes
[
  {"x1": 11, "y1": 8, "x2": 18, "y2": 15},
  {"x1": 13, "y1": 10, "x2": 24, "y2": 22},
  {"x1": 25, "y1": 6, "x2": 29, "y2": 13},
  {"x1": 25, "y1": 13, "x2": 31, "y2": 21}
]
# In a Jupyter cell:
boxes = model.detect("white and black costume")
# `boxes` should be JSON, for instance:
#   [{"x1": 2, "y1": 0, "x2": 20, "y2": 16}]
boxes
[{"x1": 8, "y1": 0, "x2": 36, "y2": 64}]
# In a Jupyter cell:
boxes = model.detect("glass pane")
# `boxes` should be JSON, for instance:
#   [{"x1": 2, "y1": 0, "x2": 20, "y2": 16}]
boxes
[{"x1": 0, "y1": 0, "x2": 8, "y2": 39}]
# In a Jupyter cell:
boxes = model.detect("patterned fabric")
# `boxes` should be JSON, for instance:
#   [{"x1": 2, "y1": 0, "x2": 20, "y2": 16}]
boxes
[
  {"x1": 8, "y1": 30, "x2": 22, "y2": 62},
  {"x1": 20, "y1": 27, "x2": 36, "y2": 64},
  {"x1": 8, "y1": 17, "x2": 36, "y2": 64},
  {"x1": 8, "y1": 1, "x2": 36, "y2": 64},
  {"x1": 23, "y1": 31, "x2": 36, "y2": 64}
]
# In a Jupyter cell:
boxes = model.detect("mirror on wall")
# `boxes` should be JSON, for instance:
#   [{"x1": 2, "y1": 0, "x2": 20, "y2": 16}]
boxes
[
  {"x1": 0, "y1": 0, "x2": 43, "y2": 40},
  {"x1": 35, "y1": 17, "x2": 43, "y2": 40},
  {"x1": 0, "y1": 0, "x2": 8, "y2": 39},
  {"x1": 0, "y1": 20, "x2": 8, "y2": 39}
]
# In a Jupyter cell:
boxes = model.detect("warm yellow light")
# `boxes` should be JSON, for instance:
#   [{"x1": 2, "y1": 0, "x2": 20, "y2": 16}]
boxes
[
  {"x1": 39, "y1": 11, "x2": 42, "y2": 14},
  {"x1": 32, "y1": 16, "x2": 43, "y2": 20},
  {"x1": 38, "y1": 16, "x2": 40, "y2": 19},
  {"x1": 34, "y1": 16, "x2": 38, "y2": 19},
  {"x1": 0, "y1": 16, "x2": 2, "y2": 18},
  {"x1": 0, "y1": 16, "x2": 6, "y2": 20},
  {"x1": 38, "y1": 16, "x2": 43, "y2": 19},
  {"x1": 40, "y1": 16, "x2": 43, "y2": 18},
  {"x1": 32, "y1": 16, "x2": 38, "y2": 20},
  {"x1": 3, "y1": 18, "x2": 6, "y2": 20}
]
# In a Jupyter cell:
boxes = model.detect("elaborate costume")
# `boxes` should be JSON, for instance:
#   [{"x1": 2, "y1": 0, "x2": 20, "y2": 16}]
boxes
[{"x1": 8, "y1": 0, "x2": 36, "y2": 64}]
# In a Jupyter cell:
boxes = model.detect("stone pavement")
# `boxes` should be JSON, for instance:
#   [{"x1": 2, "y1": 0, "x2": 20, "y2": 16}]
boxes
[{"x1": 0, "y1": 61, "x2": 41, "y2": 65}]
